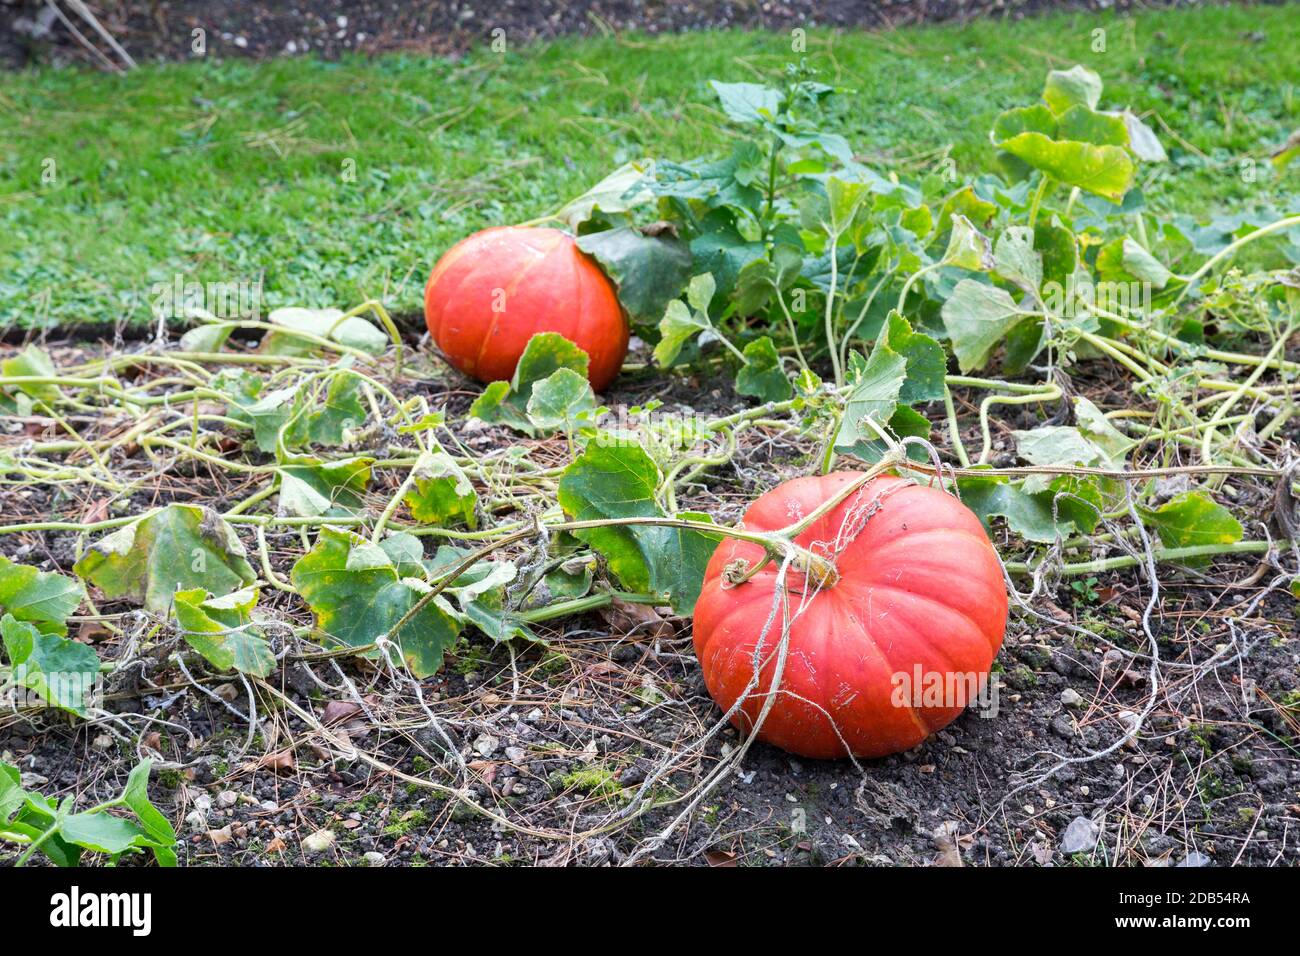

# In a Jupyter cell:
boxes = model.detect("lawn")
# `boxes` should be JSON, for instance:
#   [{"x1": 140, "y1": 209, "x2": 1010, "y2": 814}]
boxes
[{"x1": 1, "y1": 3, "x2": 1297, "y2": 330}]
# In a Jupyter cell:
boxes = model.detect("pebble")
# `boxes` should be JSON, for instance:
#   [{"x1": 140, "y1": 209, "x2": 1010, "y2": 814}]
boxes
[
  {"x1": 504, "y1": 746, "x2": 527, "y2": 763},
  {"x1": 216, "y1": 790, "x2": 239, "y2": 808},
  {"x1": 1177, "y1": 851, "x2": 1212, "y2": 867},
  {"x1": 472, "y1": 734, "x2": 499, "y2": 757},
  {"x1": 302, "y1": 830, "x2": 336, "y2": 854},
  {"x1": 363, "y1": 851, "x2": 386, "y2": 867},
  {"x1": 1060, "y1": 688, "x2": 1084, "y2": 708},
  {"x1": 1060, "y1": 815, "x2": 1099, "y2": 854}
]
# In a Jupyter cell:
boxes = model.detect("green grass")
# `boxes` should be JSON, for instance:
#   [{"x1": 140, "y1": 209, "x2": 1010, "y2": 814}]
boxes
[{"x1": 1, "y1": 4, "x2": 1296, "y2": 329}]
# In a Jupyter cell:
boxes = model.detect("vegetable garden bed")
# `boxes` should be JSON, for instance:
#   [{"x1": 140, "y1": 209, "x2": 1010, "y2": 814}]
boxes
[{"x1": 2, "y1": 40, "x2": 1299, "y2": 867}]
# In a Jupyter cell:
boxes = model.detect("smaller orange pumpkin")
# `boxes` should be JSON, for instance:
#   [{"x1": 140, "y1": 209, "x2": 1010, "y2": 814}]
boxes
[{"x1": 424, "y1": 226, "x2": 629, "y2": 392}]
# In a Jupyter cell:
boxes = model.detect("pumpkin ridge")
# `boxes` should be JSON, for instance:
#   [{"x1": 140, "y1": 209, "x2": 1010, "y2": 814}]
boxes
[
  {"x1": 469, "y1": 236, "x2": 556, "y2": 376},
  {"x1": 844, "y1": 578, "x2": 998, "y2": 655},
  {"x1": 833, "y1": 578, "x2": 971, "y2": 682},
  {"x1": 838, "y1": 524, "x2": 999, "y2": 572},
  {"x1": 810, "y1": 599, "x2": 933, "y2": 754},
  {"x1": 430, "y1": 251, "x2": 511, "y2": 377}
]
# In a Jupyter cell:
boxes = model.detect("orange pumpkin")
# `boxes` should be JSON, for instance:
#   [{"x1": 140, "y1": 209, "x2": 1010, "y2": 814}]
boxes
[
  {"x1": 424, "y1": 226, "x2": 628, "y2": 392},
  {"x1": 692, "y1": 472, "x2": 1007, "y2": 759}
]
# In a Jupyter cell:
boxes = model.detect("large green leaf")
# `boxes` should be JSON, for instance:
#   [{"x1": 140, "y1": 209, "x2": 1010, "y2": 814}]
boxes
[
  {"x1": 554, "y1": 159, "x2": 655, "y2": 229},
  {"x1": 710, "y1": 81, "x2": 783, "y2": 125},
  {"x1": 1043, "y1": 65, "x2": 1103, "y2": 115},
  {"x1": 576, "y1": 226, "x2": 692, "y2": 324},
  {"x1": 835, "y1": 346, "x2": 907, "y2": 452},
  {"x1": 173, "y1": 587, "x2": 275, "y2": 677},
  {"x1": 557, "y1": 442, "x2": 720, "y2": 614},
  {"x1": 74, "y1": 504, "x2": 256, "y2": 614},
  {"x1": 403, "y1": 451, "x2": 478, "y2": 529},
  {"x1": 283, "y1": 369, "x2": 368, "y2": 448},
  {"x1": 276, "y1": 456, "x2": 373, "y2": 518},
  {"x1": 290, "y1": 527, "x2": 462, "y2": 677},
  {"x1": 735, "y1": 336, "x2": 792, "y2": 402},
  {"x1": 262, "y1": 306, "x2": 388, "y2": 356},
  {"x1": 997, "y1": 133, "x2": 1135, "y2": 201},
  {"x1": 877, "y1": 312, "x2": 947, "y2": 404},
  {"x1": 0, "y1": 555, "x2": 84, "y2": 635},
  {"x1": 941, "y1": 279, "x2": 1032, "y2": 372},
  {"x1": 526, "y1": 368, "x2": 600, "y2": 436},
  {"x1": 470, "y1": 333, "x2": 590, "y2": 433},
  {"x1": 957, "y1": 474, "x2": 1080, "y2": 543},
  {"x1": 994, "y1": 226, "x2": 1044, "y2": 294},
  {"x1": 2, "y1": 613, "x2": 101, "y2": 716},
  {"x1": 1139, "y1": 491, "x2": 1243, "y2": 557}
]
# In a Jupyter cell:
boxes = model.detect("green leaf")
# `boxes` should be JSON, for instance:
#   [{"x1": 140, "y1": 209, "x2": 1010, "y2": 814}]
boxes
[
  {"x1": 557, "y1": 442, "x2": 720, "y2": 614},
  {"x1": 178, "y1": 320, "x2": 237, "y2": 353},
  {"x1": 575, "y1": 226, "x2": 692, "y2": 324},
  {"x1": 689, "y1": 211, "x2": 766, "y2": 300},
  {"x1": 283, "y1": 369, "x2": 367, "y2": 448},
  {"x1": 878, "y1": 312, "x2": 947, "y2": 405},
  {"x1": 74, "y1": 504, "x2": 256, "y2": 614},
  {"x1": 995, "y1": 226, "x2": 1044, "y2": 293},
  {"x1": 941, "y1": 279, "x2": 1031, "y2": 372},
  {"x1": 942, "y1": 214, "x2": 994, "y2": 272},
  {"x1": 276, "y1": 456, "x2": 373, "y2": 518},
  {"x1": 554, "y1": 159, "x2": 655, "y2": 228},
  {"x1": 404, "y1": 451, "x2": 478, "y2": 529},
  {"x1": 655, "y1": 274, "x2": 721, "y2": 368},
  {"x1": 2, "y1": 613, "x2": 101, "y2": 716},
  {"x1": 735, "y1": 336, "x2": 792, "y2": 402},
  {"x1": 1074, "y1": 396, "x2": 1138, "y2": 463},
  {"x1": 957, "y1": 474, "x2": 1079, "y2": 543},
  {"x1": 1012, "y1": 399, "x2": 1132, "y2": 495},
  {"x1": 121, "y1": 760, "x2": 177, "y2": 851},
  {"x1": 263, "y1": 306, "x2": 387, "y2": 356},
  {"x1": 1056, "y1": 105, "x2": 1129, "y2": 147},
  {"x1": 1034, "y1": 219, "x2": 1079, "y2": 290},
  {"x1": 470, "y1": 333, "x2": 590, "y2": 434},
  {"x1": 993, "y1": 104, "x2": 1058, "y2": 141},
  {"x1": 1122, "y1": 112, "x2": 1166, "y2": 162},
  {"x1": 173, "y1": 587, "x2": 275, "y2": 677},
  {"x1": 1043, "y1": 65, "x2": 1103, "y2": 115},
  {"x1": 1096, "y1": 236, "x2": 1172, "y2": 289},
  {"x1": 527, "y1": 368, "x2": 599, "y2": 435},
  {"x1": 446, "y1": 561, "x2": 539, "y2": 645},
  {"x1": 0, "y1": 555, "x2": 84, "y2": 635},
  {"x1": 1139, "y1": 491, "x2": 1243, "y2": 554},
  {"x1": 1, "y1": 345, "x2": 60, "y2": 403},
  {"x1": 290, "y1": 527, "x2": 462, "y2": 677},
  {"x1": 710, "y1": 81, "x2": 783, "y2": 125},
  {"x1": 57, "y1": 811, "x2": 155, "y2": 856},
  {"x1": 379, "y1": 532, "x2": 427, "y2": 578},
  {"x1": 997, "y1": 132, "x2": 1135, "y2": 201},
  {"x1": 212, "y1": 371, "x2": 295, "y2": 454},
  {"x1": 835, "y1": 346, "x2": 907, "y2": 452}
]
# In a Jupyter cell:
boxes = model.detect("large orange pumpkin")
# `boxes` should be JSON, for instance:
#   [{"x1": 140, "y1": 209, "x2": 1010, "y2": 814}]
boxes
[
  {"x1": 423, "y1": 226, "x2": 629, "y2": 392},
  {"x1": 692, "y1": 472, "x2": 1007, "y2": 759}
]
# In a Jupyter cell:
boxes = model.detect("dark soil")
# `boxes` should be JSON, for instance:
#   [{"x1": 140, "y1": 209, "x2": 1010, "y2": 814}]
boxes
[
  {"x1": 2, "y1": 0, "x2": 1236, "y2": 70},
  {"x1": 3, "y1": 334, "x2": 1298, "y2": 868}
]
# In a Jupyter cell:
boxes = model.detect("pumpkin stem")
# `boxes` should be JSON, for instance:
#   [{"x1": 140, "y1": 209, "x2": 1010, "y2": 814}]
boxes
[{"x1": 788, "y1": 545, "x2": 840, "y2": 590}]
